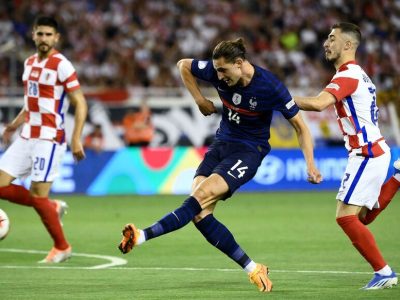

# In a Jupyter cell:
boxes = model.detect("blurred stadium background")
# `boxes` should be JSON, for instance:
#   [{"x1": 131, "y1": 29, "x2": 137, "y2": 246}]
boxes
[
  {"x1": 1, "y1": 2, "x2": 400, "y2": 299},
  {"x1": 0, "y1": 0, "x2": 399, "y2": 194}
]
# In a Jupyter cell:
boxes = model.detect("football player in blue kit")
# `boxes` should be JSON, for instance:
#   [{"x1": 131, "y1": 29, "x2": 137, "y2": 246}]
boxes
[{"x1": 118, "y1": 38, "x2": 322, "y2": 292}]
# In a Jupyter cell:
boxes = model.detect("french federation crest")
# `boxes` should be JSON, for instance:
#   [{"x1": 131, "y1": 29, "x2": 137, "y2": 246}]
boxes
[
  {"x1": 249, "y1": 97, "x2": 257, "y2": 110},
  {"x1": 232, "y1": 93, "x2": 242, "y2": 105}
]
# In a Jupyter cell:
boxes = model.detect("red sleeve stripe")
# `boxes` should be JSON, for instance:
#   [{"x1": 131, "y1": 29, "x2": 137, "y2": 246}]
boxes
[{"x1": 324, "y1": 77, "x2": 358, "y2": 102}]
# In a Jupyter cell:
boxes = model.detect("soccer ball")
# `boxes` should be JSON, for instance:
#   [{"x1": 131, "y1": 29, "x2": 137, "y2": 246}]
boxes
[{"x1": 0, "y1": 208, "x2": 10, "y2": 240}]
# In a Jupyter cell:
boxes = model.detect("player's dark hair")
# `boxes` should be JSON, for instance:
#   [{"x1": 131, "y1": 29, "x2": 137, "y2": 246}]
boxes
[
  {"x1": 212, "y1": 38, "x2": 246, "y2": 63},
  {"x1": 332, "y1": 22, "x2": 361, "y2": 45},
  {"x1": 33, "y1": 16, "x2": 59, "y2": 32}
]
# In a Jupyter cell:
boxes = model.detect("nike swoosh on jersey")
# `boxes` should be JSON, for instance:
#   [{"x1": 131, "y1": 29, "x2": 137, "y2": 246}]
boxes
[{"x1": 227, "y1": 171, "x2": 237, "y2": 179}]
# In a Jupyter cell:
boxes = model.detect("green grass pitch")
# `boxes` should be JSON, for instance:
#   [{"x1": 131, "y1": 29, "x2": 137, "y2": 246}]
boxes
[{"x1": 1, "y1": 192, "x2": 399, "y2": 299}]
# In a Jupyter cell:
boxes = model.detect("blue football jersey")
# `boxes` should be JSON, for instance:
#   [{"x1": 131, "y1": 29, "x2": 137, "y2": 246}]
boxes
[{"x1": 191, "y1": 59, "x2": 299, "y2": 156}]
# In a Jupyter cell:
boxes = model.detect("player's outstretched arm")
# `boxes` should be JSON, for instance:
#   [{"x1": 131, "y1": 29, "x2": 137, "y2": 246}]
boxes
[
  {"x1": 2, "y1": 107, "x2": 26, "y2": 145},
  {"x1": 288, "y1": 112, "x2": 322, "y2": 184},
  {"x1": 294, "y1": 91, "x2": 336, "y2": 112},
  {"x1": 68, "y1": 88, "x2": 87, "y2": 162},
  {"x1": 177, "y1": 58, "x2": 217, "y2": 116}
]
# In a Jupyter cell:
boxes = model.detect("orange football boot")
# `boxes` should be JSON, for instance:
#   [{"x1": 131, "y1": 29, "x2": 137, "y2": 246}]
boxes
[
  {"x1": 248, "y1": 263, "x2": 273, "y2": 292},
  {"x1": 118, "y1": 223, "x2": 140, "y2": 254}
]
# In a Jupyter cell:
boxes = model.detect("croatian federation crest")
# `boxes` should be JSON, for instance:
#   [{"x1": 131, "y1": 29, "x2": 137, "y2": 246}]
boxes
[{"x1": 232, "y1": 93, "x2": 242, "y2": 105}]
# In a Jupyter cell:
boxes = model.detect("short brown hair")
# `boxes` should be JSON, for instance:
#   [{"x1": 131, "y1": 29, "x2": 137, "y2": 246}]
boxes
[
  {"x1": 332, "y1": 22, "x2": 361, "y2": 45},
  {"x1": 212, "y1": 38, "x2": 246, "y2": 63}
]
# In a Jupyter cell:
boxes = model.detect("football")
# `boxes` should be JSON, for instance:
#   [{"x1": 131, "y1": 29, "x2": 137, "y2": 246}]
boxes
[{"x1": 0, "y1": 208, "x2": 10, "y2": 240}]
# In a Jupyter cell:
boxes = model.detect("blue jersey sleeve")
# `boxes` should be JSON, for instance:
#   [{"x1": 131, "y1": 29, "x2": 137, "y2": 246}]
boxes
[
  {"x1": 274, "y1": 83, "x2": 299, "y2": 119},
  {"x1": 191, "y1": 59, "x2": 218, "y2": 83}
]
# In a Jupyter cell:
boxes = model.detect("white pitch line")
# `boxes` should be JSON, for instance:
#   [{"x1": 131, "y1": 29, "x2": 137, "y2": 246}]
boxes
[
  {"x1": 99, "y1": 267, "x2": 372, "y2": 275},
  {"x1": 0, "y1": 248, "x2": 127, "y2": 269},
  {"x1": 0, "y1": 265, "x2": 372, "y2": 275},
  {"x1": 0, "y1": 248, "x2": 371, "y2": 275}
]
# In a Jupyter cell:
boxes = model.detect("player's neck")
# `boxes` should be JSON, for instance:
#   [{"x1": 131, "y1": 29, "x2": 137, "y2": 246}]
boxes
[
  {"x1": 334, "y1": 53, "x2": 356, "y2": 70},
  {"x1": 37, "y1": 48, "x2": 56, "y2": 61},
  {"x1": 239, "y1": 61, "x2": 254, "y2": 87}
]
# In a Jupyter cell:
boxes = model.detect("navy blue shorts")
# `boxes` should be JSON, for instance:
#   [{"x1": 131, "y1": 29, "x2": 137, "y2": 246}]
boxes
[{"x1": 195, "y1": 140, "x2": 265, "y2": 199}]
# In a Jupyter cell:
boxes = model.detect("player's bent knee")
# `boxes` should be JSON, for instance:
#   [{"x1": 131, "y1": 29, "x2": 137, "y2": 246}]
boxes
[
  {"x1": 193, "y1": 211, "x2": 211, "y2": 223},
  {"x1": 192, "y1": 187, "x2": 217, "y2": 203},
  {"x1": 30, "y1": 182, "x2": 52, "y2": 198},
  {"x1": 193, "y1": 205, "x2": 216, "y2": 223}
]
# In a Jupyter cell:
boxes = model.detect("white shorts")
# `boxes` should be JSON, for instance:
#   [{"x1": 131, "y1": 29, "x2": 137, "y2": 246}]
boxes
[
  {"x1": 336, "y1": 150, "x2": 391, "y2": 210},
  {"x1": 0, "y1": 137, "x2": 66, "y2": 182}
]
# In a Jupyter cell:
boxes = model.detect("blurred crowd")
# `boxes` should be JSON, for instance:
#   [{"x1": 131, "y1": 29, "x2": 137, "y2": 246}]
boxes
[{"x1": 0, "y1": 0, "x2": 399, "y2": 92}]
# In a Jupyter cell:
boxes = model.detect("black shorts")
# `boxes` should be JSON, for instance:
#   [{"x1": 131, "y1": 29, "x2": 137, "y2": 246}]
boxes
[{"x1": 195, "y1": 140, "x2": 264, "y2": 199}]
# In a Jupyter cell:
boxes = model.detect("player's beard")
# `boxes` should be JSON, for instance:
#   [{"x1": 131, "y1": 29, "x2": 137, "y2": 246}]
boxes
[
  {"x1": 37, "y1": 43, "x2": 53, "y2": 57},
  {"x1": 325, "y1": 51, "x2": 339, "y2": 64}
]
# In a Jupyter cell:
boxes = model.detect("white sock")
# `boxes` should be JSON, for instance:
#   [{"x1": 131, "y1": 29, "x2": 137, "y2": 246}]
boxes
[
  {"x1": 394, "y1": 173, "x2": 400, "y2": 182},
  {"x1": 244, "y1": 260, "x2": 257, "y2": 273},
  {"x1": 394, "y1": 160, "x2": 400, "y2": 181},
  {"x1": 376, "y1": 265, "x2": 392, "y2": 276},
  {"x1": 136, "y1": 229, "x2": 146, "y2": 245}
]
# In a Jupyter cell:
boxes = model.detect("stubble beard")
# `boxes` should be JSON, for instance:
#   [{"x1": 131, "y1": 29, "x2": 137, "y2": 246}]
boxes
[
  {"x1": 325, "y1": 51, "x2": 340, "y2": 65},
  {"x1": 37, "y1": 44, "x2": 53, "y2": 57}
]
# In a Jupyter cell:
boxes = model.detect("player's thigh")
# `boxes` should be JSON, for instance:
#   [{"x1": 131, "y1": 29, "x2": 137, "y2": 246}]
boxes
[
  {"x1": 192, "y1": 173, "x2": 229, "y2": 207},
  {"x1": 195, "y1": 141, "x2": 263, "y2": 199},
  {"x1": 195, "y1": 141, "x2": 222, "y2": 178},
  {"x1": 336, "y1": 200, "x2": 363, "y2": 218},
  {"x1": 0, "y1": 137, "x2": 32, "y2": 179},
  {"x1": 192, "y1": 175, "x2": 207, "y2": 193},
  {"x1": 336, "y1": 153, "x2": 390, "y2": 210},
  {"x1": 0, "y1": 170, "x2": 16, "y2": 187},
  {"x1": 30, "y1": 140, "x2": 66, "y2": 182},
  {"x1": 214, "y1": 147, "x2": 263, "y2": 197}
]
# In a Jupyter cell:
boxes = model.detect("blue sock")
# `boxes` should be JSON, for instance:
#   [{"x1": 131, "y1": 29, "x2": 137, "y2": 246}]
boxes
[
  {"x1": 195, "y1": 214, "x2": 251, "y2": 268},
  {"x1": 144, "y1": 196, "x2": 202, "y2": 240}
]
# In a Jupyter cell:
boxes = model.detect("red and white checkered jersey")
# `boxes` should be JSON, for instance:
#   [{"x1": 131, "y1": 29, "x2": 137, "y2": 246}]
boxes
[
  {"x1": 21, "y1": 50, "x2": 80, "y2": 144},
  {"x1": 324, "y1": 61, "x2": 386, "y2": 157}
]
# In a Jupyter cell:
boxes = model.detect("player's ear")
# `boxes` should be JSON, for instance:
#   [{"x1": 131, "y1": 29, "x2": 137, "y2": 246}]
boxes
[
  {"x1": 235, "y1": 58, "x2": 243, "y2": 68},
  {"x1": 344, "y1": 40, "x2": 352, "y2": 50},
  {"x1": 55, "y1": 32, "x2": 60, "y2": 43}
]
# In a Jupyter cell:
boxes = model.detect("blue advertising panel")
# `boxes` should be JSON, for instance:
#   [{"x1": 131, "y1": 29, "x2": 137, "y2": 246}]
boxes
[
  {"x1": 239, "y1": 148, "x2": 348, "y2": 192},
  {"x1": 1, "y1": 147, "x2": 399, "y2": 195}
]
